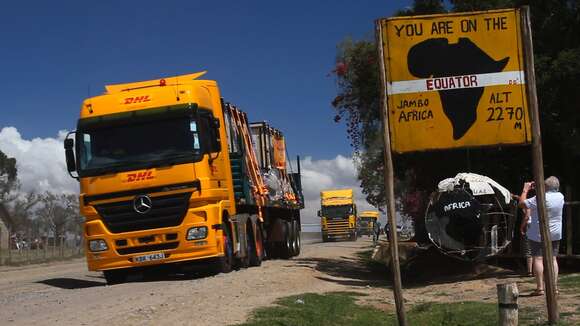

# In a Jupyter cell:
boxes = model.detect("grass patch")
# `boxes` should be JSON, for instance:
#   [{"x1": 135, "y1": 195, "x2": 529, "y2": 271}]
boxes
[
  {"x1": 516, "y1": 307, "x2": 577, "y2": 326},
  {"x1": 239, "y1": 292, "x2": 387, "y2": 326},
  {"x1": 355, "y1": 249, "x2": 385, "y2": 272},
  {"x1": 520, "y1": 306, "x2": 543, "y2": 325},
  {"x1": 409, "y1": 302, "x2": 497, "y2": 325},
  {"x1": 558, "y1": 273, "x2": 580, "y2": 291},
  {"x1": 238, "y1": 292, "x2": 504, "y2": 326}
]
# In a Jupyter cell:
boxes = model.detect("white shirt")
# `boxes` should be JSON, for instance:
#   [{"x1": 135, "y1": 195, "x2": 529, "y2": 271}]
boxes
[{"x1": 524, "y1": 191, "x2": 565, "y2": 242}]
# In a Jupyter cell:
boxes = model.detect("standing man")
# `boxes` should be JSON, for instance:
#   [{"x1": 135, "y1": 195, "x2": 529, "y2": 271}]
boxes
[
  {"x1": 518, "y1": 176, "x2": 565, "y2": 296},
  {"x1": 373, "y1": 220, "x2": 382, "y2": 244}
]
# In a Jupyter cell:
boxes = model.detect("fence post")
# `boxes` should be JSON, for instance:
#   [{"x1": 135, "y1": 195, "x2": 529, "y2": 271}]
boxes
[
  {"x1": 60, "y1": 234, "x2": 64, "y2": 257},
  {"x1": 26, "y1": 228, "x2": 31, "y2": 263},
  {"x1": 0, "y1": 229, "x2": 3, "y2": 265},
  {"x1": 566, "y1": 186, "x2": 573, "y2": 256},
  {"x1": 7, "y1": 229, "x2": 11, "y2": 264},
  {"x1": 43, "y1": 235, "x2": 48, "y2": 260},
  {"x1": 497, "y1": 283, "x2": 519, "y2": 326}
]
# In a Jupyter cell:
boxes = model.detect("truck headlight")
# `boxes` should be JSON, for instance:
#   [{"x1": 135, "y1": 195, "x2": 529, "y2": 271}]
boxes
[
  {"x1": 89, "y1": 239, "x2": 108, "y2": 252},
  {"x1": 186, "y1": 226, "x2": 208, "y2": 240}
]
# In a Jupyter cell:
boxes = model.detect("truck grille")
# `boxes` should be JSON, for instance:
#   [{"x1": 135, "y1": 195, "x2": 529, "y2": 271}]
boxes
[
  {"x1": 95, "y1": 192, "x2": 192, "y2": 233},
  {"x1": 326, "y1": 220, "x2": 350, "y2": 234},
  {"x1": 118, "y1": 242, "x2": 179, "y2": 255}
]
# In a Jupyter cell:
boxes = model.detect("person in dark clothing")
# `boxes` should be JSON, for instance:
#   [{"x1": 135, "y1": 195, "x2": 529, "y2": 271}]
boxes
[{"x1": 373, "y1": 221, "x2": 382, "y2": 243}]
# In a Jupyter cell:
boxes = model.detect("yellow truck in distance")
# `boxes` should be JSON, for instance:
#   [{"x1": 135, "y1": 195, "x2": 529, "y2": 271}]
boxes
[
  {"x1": 64, "y1": 72, "x2": 303, "y2": 284},
  {"x1": 358, "y1": 211, "x2": 379, "y2": 237},
  {"x1": 318, "y1": 189, "x2": 357, "y2": 241}
]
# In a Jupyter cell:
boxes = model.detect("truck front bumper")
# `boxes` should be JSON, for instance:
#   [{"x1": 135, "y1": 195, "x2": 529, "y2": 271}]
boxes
[{"x1": 84, "y1": 219, "x2": 225, "y2": 272}]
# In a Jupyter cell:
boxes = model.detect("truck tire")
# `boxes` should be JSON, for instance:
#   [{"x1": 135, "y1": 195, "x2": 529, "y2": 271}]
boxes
[
  {"x1": 291, "y1": 220, "x2": 301, "y2": 257},
  {"x1": 248, "y1": 222, "x2": 263, "y2": 267},
  {"x1": 103, "y1": 269, "x2": 128, "y2": 285},
  {"x1": 280, "y1": 221, "x2": 293, "y2": 259},
  {"x1": 237, "y1": 223, "x2": 251, "y2": 269},
  {"x1": 215, "y1": 222, "x2": 233, "y2": 274},
  {"x1": 322, "y1": 234, "x2": 329, "y2": 242},
  {"x1": 349, "y1": 231, "x2": 357, "y2": 241}
]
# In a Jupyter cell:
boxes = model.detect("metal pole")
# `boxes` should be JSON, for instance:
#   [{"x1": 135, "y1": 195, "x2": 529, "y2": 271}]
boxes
[
  {"x1": 565, "y1": 187, "x2": 573, "y2": 256},
  {"x1": 0, "y1": 227, "x2": 3, "y2": 265},
  {"x1": 375, "y1": 19, "x2": 407, "y2": 326},
  {"x1": 7, "y1": 229, "x2": 11, "y2": 263},
  {"x1": 520, "y1": 6, "x2": 559, "y2": 323}
]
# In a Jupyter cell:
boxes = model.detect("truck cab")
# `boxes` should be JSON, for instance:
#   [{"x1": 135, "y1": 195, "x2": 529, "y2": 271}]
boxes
[
  {"x1": 318, "y1": 189, "x2": 357, "y2": 242},
  {"x1": 64, "y1": 72, "x2": 303, "y2": 283},
  {"x1": 358, "y1": 211, "x2": 379, "y2": 237}
]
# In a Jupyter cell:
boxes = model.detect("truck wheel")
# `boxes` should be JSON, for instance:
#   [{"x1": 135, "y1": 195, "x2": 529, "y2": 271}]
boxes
[
  {"x1": 215, "y1": 223, "x2": 233, "y2": 274},
  {"x1": 103, "y1": 269, "x2": 128, "y2": 285},
  {"x1": 291, "y1": 220, "x2": 301, "y2": 257},
  {"x1": 349, "y1": 231, "x2": 357, "y2": 241},
  {"x1": 280, "y1": 221, "x2": 293, "y2": 259},
  {"x1": 322, "y1": 234, "x2": 328, "y2": 242},
  {"x1": 248, "y1": 223, "x2": 263, "y2": 267},
  {"x1": 237, "y1": 223, "x2": 251, "y2": 270}
]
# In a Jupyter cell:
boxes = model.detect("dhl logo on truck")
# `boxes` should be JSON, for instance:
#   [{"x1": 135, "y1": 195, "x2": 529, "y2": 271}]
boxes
[
  {"x1": 124, "y1": 171, "x2": 155, "y2": 183},
  {"x1": 122, "y1": 95, "x2": 151, "y2": 105}
]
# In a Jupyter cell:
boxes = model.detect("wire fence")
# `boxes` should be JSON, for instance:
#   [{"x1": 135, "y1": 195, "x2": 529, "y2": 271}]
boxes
[{"x1": 0, "y1": 227, "x2": 83, "y2": 266}]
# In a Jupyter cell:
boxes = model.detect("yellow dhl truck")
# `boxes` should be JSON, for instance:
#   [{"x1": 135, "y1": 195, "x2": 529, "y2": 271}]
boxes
[
  {"x1": 358, "y1": 211, "x2": 379, "y2": 237},
  {"x1": 318, "y1": 189, "x2": 357, "y2": 241},
  {"x1": 64, "y1": 72, "x2": 304, "y2": 284}
]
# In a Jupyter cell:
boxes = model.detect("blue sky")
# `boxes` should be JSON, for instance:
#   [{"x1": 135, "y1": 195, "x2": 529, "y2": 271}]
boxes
[{"x1": 0, "y1": 0, "x2": 409, "y2": 160}]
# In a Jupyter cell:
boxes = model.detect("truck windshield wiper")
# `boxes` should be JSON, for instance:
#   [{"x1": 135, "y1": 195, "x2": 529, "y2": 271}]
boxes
[
  {"x1": 142, "y1": 154, "x2": 194, "y2": 169},
  {"x1": 88, "y1": 163, "x2": 130, "y2": 175}
]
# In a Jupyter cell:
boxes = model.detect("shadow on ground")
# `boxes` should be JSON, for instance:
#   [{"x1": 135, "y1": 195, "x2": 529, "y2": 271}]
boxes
[
  {"x1": 37, "y1": 267, "x2": 215, "y2": 289},
  {"x1": 36, "y1": 278, "x2": 104, "y2": 289},
  {"x1": 292, "y1": 253, "x2": 391, "y2": 288},
  {"x1": 291, "y1": 246, "x2": 541, "y2": 290}
]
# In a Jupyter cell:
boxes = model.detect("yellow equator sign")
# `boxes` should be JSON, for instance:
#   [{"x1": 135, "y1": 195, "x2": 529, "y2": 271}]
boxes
[{"x1": 379, "y1": 8, "x2": 532, "y2": 153}]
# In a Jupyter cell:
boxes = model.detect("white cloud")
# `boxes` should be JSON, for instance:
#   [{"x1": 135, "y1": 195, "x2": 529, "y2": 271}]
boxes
[
  {"x1": 0, "y1": 127, "x2": 78, "y2": 195},
  {"x1": 298, "y1": 155, "x2": 379, "y2": 227},
  {"x1": 0, "y1": 127, "x2": 379, "y2": 228}
]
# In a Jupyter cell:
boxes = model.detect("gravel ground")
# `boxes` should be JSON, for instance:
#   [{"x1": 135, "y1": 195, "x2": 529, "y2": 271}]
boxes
[
  {"x1": 0, "y1": 237, "x2": 576, "y2": 325},
  {"x1": 0, "y1": 238, "x2": 380, "y2": 326}
]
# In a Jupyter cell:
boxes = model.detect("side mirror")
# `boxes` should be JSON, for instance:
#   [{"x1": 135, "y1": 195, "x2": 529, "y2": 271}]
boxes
[
  {"x1": 208, "y1": 117, "x2": 222, "y2": 161},
  {"x1": 64, "y1": 135, "x2": 78, "y2": 179},
  {"x1": 212, "y1": 117, "x2": 220, "y2": 129},
  {"x1": 317, "y1": 210, "x2": 321, "y2": 217}
]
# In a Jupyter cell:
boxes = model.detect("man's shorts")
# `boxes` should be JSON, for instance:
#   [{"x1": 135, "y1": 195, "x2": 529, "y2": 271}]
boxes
[
  {"x1": 521, "y1": 235, "x2": 532, "y2": 258},
  {"x1": 529, "y1": 240, "x2": 560, "y2": 257}
]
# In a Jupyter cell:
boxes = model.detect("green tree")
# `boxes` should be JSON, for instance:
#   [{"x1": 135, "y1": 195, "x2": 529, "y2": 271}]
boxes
[
  {"x1": 0, "y1": 150, "x2": 18, "y2": 230},
  {"x1": 332, "y1": 0, "x2": 580, "y2": 230},
  {"x1": 0, "y1": 150, "x2": 41, "y2": 234},
  {"x1": 0, "y1": 150, "x2": 17, "y2": 202},
  {"x1": 38, "y1": 192, "x2": 79, "y2": 249}
]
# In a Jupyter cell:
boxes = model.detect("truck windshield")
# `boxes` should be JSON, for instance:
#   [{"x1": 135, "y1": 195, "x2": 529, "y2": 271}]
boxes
[
  {"x1": 322, "y1": 205, "x2": 353, "y2": 218},
  {"x1": 360, "y1": 217, "x2": 373, "y2": 225},
  {"x1": 77, "y1": 114, "x2": 202, "y2": 177}
]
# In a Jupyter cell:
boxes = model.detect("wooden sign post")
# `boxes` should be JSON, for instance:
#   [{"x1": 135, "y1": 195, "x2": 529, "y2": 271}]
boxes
[
  {"x1": 520, "y1": 6, "x2": 559, "y2": 323},
  {"x1": 375, "y1": 6, "x2": 558, "y2": 324},
  {"x1": 376, "y1": 20, "x2": 407, "y2": 326}
]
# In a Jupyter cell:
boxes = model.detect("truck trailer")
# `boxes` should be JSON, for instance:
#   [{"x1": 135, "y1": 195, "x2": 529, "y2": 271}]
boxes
[
  {"x1": 64, "y1": 72, "x2": 304, "y2": 283},
  {"x1": 318, "y1": 189, "x2": 357, "y2": 242}
]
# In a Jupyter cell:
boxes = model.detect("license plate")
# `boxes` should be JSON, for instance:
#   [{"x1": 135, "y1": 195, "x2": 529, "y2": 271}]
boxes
[{"x1": 134, "y1": 252, "x2": 165, "y2": 263}]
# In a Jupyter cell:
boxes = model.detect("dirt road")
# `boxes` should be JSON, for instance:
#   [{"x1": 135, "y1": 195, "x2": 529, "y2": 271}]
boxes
[
  {"x1": 0, "y1": 238, "x2": 380, "y2": 325},
  {"x1": 0, "y1": 238, "x2": 577, "y2": 325}
]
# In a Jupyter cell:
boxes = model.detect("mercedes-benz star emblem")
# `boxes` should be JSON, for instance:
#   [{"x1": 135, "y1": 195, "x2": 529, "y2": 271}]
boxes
[{"x1": 133, "y1": 195, "x2": 152, "y2": 214}]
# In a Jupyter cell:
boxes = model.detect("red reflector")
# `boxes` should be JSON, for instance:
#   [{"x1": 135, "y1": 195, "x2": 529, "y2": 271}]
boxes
[{"x1": 160, "y1": 79, "x2": 166, "y2": 86}]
